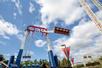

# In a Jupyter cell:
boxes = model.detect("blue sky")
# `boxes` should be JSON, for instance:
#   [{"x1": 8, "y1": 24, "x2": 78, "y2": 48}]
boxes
[{"x1": 0, "y1": 0, "x2": 102, "y2": 63}]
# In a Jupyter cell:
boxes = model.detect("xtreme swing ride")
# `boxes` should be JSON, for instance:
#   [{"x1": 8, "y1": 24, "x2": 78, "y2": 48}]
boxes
[
  {"x1": 8, "y1": 25, "x2": 70, "y2": 68},
  {"x1": 1, "y1": 0, "x2": 102, "y2": 68}
]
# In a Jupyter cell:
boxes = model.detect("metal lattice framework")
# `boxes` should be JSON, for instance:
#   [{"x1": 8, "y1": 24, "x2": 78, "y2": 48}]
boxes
[
  {"x1": 22, "y1": 25, "x2": 48, "y2": 59},
  {"x1": 80, "y1": 0, "x2": 102, "y2": 32},
  {"x1": 26, "y1": 25, "x2": 48, "y2": 36},
  {"x1": 92, "y1": 0, "x2": 102, "y2": 10}
]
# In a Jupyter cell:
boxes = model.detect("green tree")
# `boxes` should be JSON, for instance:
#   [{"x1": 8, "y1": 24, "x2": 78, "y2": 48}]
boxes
[
  {"x1": 99, "y1": 56, "x2": 102, "y2": 61},
  {"x1": 0, "y1": 54, "x2": 4, "y2": 61},
  {"x1": 60, "y1": 58, "x2": 68, "y2": 67},
  {"x1": 33, "y1": 59, "x2": 39, "y2": 64}
]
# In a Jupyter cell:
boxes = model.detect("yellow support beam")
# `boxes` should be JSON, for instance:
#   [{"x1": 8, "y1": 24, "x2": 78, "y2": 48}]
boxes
[
  {"x1": 80, "y1": 0, "x2": 102, "y2": 32},
  {"x1": 92, "y1": 0, "x2": 102, "y2": 10}
]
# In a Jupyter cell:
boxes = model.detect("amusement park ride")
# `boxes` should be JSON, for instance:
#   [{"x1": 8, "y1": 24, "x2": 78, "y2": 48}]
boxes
[
  {"x1": 92, "y1": 0, "x2": 102, "y2": 10},
  {"x1": 1, "y1": 0, "x2": 102, "y2": 68},
  {"x1": 8, "y1": 25, "x2": 70, "y2": 68},
  {"x1": 80, "y1": 0, "x2": 102, "y2": 32}
]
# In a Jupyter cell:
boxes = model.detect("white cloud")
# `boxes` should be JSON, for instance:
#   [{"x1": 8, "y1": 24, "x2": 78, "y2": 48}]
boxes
[
  {"x1": 53, "y1": 45, "x2": 65, "y2": 59},
  {"x1": 4, "y1": 53, "x2": 10, "y2": 60},
  {"x1": 54, "y1": 37, "x2": 67, "y2": 47},
  {"x1": 38, "y1": 0, "x2": 84, "y2": 25},
  {"x1": 12, "y1": 0, "x2": 22, "y2": 15},
  {"x1": 34, "y1": 39, "x2": 47, "y2": 47},
  {"x1": 53, "y1": 21, "x2": 102, "y2": 62},
  {"x1": 13, "y1": 12, "x2": 17, "y2": 19},
  {"x1": 16, "y1": 34, "x2": 23, "y2": 40},
  {"x1": 36, "y1": 0, "x2": 102, "y2": 63},
  {"x1": 96, "y1": 10, "x2": 102, "y2": 20},
  {"x1": 29, "y1": 2, "x2": 35, "y2": 13},
  {"x1": 13, "y1": 12, "x2": 17, "y2": 16},
  {"x1": 0, "y1": 19, "x2": 20, "y2": 39},
  {"x1": 29, "y1": 50, "x2": 34, "y2": 55},
  {"x1": 65, "y1": 7, "x2": 84, "y2": 25},
  {"x1": 66, "y1": 9, "x2": 102, "y2": 63},
  {"x1": 69, "y1": 22, "x2": 101, "y2": 50},
  {"x1": 37, "y1": 0, "x2": 102, "y2": 63}
]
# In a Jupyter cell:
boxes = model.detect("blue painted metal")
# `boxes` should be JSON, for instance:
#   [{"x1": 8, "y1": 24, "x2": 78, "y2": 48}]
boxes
[
  {"x1": 48, "y1": 50, "x2": 56, "y2": 68},
  {"x1": 8, "y1": 55, "x2": 15, "y2": 68},
  {"x1": 15, "y1": 49, "x2": 23, "y2": 68},
  {"x1": 54, "y1": 55, "x2": 58, "y2": 67},
  {"x1": 0, "y1": 64, "x2": 2, "y2": 68},
  {"x1": 99, "y1": 0, "x2": 102, "y2": 2}
]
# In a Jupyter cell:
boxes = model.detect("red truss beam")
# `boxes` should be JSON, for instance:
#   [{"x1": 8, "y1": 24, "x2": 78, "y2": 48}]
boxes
[
  {"x1": 62, "y1": 47, "x2": 70, "y2": 58},
  {"x1": 26, "y1": 25, "x2": 48, "y2": 36}
]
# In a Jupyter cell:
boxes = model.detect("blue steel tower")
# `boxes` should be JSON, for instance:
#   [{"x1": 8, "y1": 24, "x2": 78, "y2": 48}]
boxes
[
  {"x1": 47, "y1": 38, "x2": 57, "y2": 68},
  {"x1": 15, "y1": 30, "x2": 29, "y2": 68}
]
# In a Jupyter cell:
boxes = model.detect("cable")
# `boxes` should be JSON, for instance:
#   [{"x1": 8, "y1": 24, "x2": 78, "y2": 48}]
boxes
[{"x1": 23, "y1": 33, "x2": 31, "y2": 60}]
